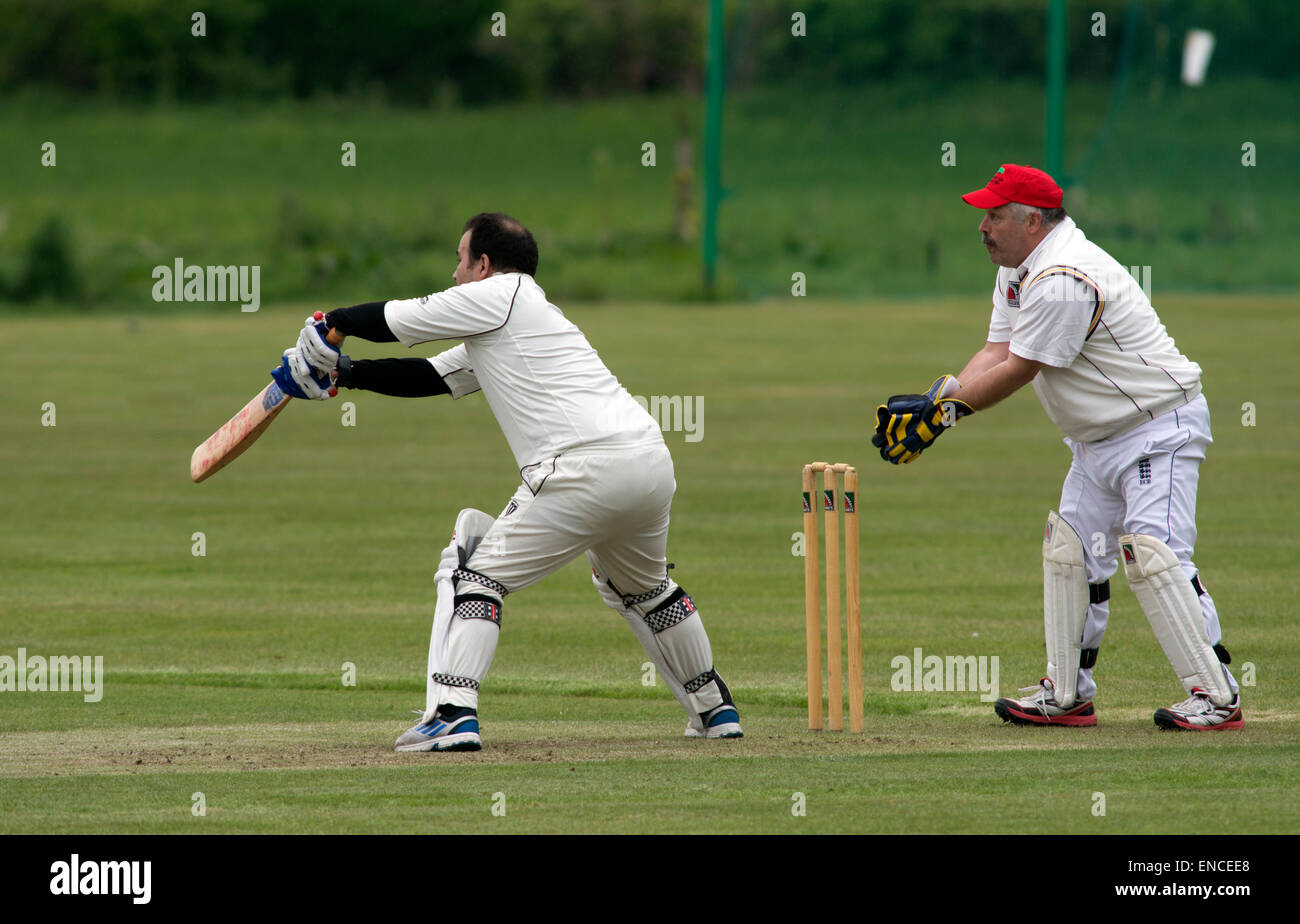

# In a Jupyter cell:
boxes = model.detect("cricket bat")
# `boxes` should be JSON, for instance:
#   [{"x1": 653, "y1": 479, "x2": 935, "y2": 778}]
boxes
[{"x1": 190, "y1": 313, "x2": 343, "y2": 483}]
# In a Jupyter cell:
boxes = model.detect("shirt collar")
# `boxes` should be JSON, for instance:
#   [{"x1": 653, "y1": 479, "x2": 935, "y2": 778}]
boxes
[{"x1": 1016, "y1": 216, "x2": 1075, "y2": 279}]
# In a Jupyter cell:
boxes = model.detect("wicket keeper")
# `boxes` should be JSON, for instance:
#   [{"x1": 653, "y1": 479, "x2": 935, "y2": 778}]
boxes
[{"x1": 871, "y1": 164, "x2": 1242, "y2": 731}]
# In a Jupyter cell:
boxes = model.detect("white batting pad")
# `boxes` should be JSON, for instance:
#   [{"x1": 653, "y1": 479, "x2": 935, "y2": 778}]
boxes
[
  {"x1": 587, "y1": 551, "x2": 711, "y2": 733},
  {"x1": 424, "y1": 508, "x2": 498, "y2": 720},
  {"x1": 1042, "y1": 510, "x2": 1089, "y2": 707},
  {"x1": 422, "y1": 569, "x2": 455, "y2": 722},
  {"x1": 1120, "y1": 533, "x2": 1232, "y2": 704}
]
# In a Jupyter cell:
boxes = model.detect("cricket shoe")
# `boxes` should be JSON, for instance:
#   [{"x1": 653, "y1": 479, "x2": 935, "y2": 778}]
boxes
[
  {"x1": 683, "y1": 704, "x2": 744, "y2": 739},
  {"x1": 394, "y1": 707, "x2": 482, "y2": 752},
  {"x1": 1154, "y1": 689, "x2": 1244, "y2": 731},
  {"x1": 994, "y1": 678, "x2": 1097, "y2": 727}
]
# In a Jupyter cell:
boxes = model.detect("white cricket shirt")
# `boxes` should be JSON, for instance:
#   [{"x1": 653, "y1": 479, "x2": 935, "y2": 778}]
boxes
[
  {"x1": 384, "y1": 273, "x2": 661, "y2": 471},
  {"x1": 986, "y1": 217, "x2": 1202, "y2": 442}
]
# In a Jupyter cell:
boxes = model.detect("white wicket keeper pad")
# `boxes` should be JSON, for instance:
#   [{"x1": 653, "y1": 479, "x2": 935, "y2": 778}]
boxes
[
  {"x1": 1120, "y1": 533, "x2": 1233, "y2": 705},
  {"x1": 1042, "y1": 510, "x2": 1088, "y2": 708}
]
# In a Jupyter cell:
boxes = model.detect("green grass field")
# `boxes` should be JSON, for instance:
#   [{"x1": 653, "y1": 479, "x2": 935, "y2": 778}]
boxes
[
  {"x1": 2, "y1": 79, "x2": 1296, "y2": 306},
  {"x1": 2, "y1": 295, "x2": 1297, "y2": 834}
]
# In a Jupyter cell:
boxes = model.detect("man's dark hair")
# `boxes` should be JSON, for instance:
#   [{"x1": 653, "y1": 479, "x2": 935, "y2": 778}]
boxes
[
  {"x1": 1039, "y1": 206, "x2": 1067, "y2": 227},
  {"x1": 1010, "y1": 203, "x2": 1068, "y2": 229},
  {"x1": 463, "y1": 213, "x2": 539, "y2": 277}
]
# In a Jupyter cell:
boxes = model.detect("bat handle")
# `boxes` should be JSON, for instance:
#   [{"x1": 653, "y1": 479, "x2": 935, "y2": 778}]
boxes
[{"x1": 313, "y1": 310, "x2": 346, "y2": 347}]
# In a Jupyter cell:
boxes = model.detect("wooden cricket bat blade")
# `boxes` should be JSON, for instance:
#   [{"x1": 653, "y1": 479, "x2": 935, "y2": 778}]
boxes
[{"x1": 191, "y1": 380, "x2": 293, "y2": 483}]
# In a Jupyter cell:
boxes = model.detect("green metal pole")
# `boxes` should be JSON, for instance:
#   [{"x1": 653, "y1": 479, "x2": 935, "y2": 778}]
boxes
[
  {"x1": 702, "y1": 0, "x2": 724, "y2": 294},
  {"x1": 1045, "y1": 0, "x2": 1067, "y2": 180}
]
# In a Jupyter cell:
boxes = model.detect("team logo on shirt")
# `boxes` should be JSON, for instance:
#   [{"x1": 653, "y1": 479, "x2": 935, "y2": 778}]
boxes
[
  {"x1": 1006, "y1": 281, "x2": 1020, "y2": 308},
  {"x1": 1138, "y1": 458, "x2": 1152, "y2": 485}
]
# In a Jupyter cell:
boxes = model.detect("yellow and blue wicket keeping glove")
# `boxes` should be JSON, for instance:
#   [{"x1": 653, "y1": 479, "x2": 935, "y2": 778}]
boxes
[{"x1": 871, "y1": 375, "x2": 973, "y2": 464}]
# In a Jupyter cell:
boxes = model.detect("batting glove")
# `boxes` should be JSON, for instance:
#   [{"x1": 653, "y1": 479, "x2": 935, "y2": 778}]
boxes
[
  {"x1": 272, "y1": 347, "x2": 337, "y2": 400},
  {"x1": 296, "y1": 314, "x2": 340, "y2": 376}
]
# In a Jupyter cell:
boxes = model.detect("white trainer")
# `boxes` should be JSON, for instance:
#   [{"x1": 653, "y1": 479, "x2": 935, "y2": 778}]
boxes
[
  {"x1": 683, "y1": 705, "x2": 744, "y2": 739},
  {"x1": 1154, "y1": 688, "x2": 1244, "y2": 731},
  {"x1": 394, "y1": 709, "x2": 482, "y2": 752},
  {"x1": 994, "y1": 677, "x2": 1097, "y2": 727}
]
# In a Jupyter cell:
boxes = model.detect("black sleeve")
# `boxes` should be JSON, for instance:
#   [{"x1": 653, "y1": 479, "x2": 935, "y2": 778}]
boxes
[
  {"x1": 336, "y1": 355, "x2": 450, "y2": 398},
  {"x1": 325, "y1": 301, "x2": 399, "y2": 343}
]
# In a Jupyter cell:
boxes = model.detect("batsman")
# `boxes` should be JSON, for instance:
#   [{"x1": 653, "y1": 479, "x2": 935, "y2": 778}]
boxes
[
  {"x1": 275, "y1": 212, "x2": 742, "y2": 750},
  {"x1": 872, "y1": 164, "x2": 1242, "y2": 731}
]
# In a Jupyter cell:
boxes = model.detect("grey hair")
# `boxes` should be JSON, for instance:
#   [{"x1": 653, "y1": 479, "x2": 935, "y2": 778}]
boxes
[{"x1": 1007, "y1": 202, "x2": 1066, "y2": 227}]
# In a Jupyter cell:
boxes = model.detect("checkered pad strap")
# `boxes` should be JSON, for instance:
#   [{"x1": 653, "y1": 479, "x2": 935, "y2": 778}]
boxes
[
  {"x1": 454, "y1": 596, "x2": 501, "y2": 625},
  {"x1": 453, "y1": 568, "x2": 509, "y2": 597},
  {"x1": 431, "y1": 672, "x2": 479, "y2": 690},
  {"x1": 620, "y1": 577, "x2": 672, "y2": 608},
  {"x1": 683, "y1": 669, "x2": 716, "y2": 694},
  {"x1": 643, "y1": 588, "x2": 696, "y2": 634}
]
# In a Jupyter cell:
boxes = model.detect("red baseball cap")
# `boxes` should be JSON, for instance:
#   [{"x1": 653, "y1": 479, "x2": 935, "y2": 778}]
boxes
[{"x1": 962, "y1": 164, "x2": 1063, "y2": 209}]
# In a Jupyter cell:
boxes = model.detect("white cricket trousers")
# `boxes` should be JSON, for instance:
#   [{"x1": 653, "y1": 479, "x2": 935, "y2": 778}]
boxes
[
  {"x1": 1057, "y1": 395, "x2": 1236, "y2": 700},
  {"x1": 468, "y1": 436, "x2": 677, "y2": 593}
]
